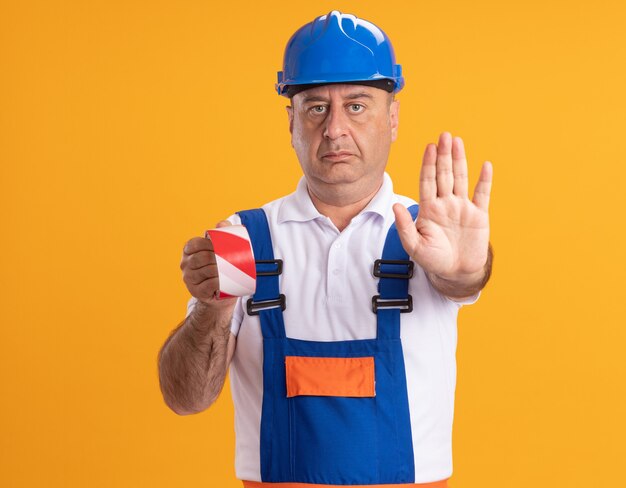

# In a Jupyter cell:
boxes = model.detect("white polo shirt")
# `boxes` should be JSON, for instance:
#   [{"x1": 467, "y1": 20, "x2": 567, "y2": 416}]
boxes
[{"x1": 186, "y1": 172, "x2": 479, "y2": 483}]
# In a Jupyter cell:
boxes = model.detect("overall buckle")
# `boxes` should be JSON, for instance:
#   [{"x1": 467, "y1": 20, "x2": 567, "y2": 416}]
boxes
[
  {"x1": 373, "y1": 259, "x2": 414, "y2": 279},
  {"x1": 255, "y1": 259, "x2": 283, "y2": 276},
  {"x1": 372, "y1": 295, "x2": 413, "y2": 313},
  {"x1": 247, "y1": 294, "x2": 287, "y2": 315}
]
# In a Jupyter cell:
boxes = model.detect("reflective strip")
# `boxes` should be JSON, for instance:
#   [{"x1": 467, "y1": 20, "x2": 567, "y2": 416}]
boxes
[
  {"x1": 243, "y1": 479, "x2": 448, "y2": 488},
  {"x1": 285, "y1": 356, "x2": 375, "y2": 398}
]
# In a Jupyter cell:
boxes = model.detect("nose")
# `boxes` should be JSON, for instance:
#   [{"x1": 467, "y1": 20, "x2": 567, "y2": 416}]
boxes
[{"x1": 322, "y1": 106, "x2": 349, "y2": 140}]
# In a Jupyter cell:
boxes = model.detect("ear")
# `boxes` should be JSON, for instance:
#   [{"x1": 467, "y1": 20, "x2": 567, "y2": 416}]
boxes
[
  {"x1": 390, "y1": 99, "x2": 400, "y2": 142},
  {"x1": 286, "y1": 105, "x2": 294, "y2": 135}
]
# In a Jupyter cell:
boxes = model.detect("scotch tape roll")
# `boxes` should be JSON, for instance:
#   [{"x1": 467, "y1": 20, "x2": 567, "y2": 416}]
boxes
[{"x1": 204, "y1": 225, "x2": 256, "y2": 299}]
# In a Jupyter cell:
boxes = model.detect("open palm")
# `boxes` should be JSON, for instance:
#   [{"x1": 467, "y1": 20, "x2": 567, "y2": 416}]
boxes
[{"x1": 393, "y1": 132, "x2": 492, "y2": 281}]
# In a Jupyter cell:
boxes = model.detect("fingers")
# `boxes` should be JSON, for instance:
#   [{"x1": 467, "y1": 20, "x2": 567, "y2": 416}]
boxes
[
  {"x1": 185, "y1": 250, "x2": 214, "y2": 270},
  {"x1": 183, "y1": 263, "x2": 219, "y2": 286},
  {"x1": 421, "y1": 132, "x2": 477, "y2": 201},
  {"x1": 452, "y1": 136, "x2": 469, "y2": 198},
  {"x1": 181, "y1": 247, "x2": 220, "y2": 298},
  {"x1": 184, "y1": 237, "x2": 213, "y2": 255},
  {"x1": 180, "y1": 239, "x2": 218, "y2": 280},
  {"x1": 180, "y1": 218, "x2": 232, "y2": 302},
  {"x1": 181, "y1": 237, "x2": 220, "y2": 299},
  {"x1": 419, "y1": 143, "x2": 437, "y2": 201},
  {"x1": 188, "y1": 275, "x2": 220, "y2": 301},
  {"x1": 435, "y1": 132, "x2": 453, "y2": 197},
  {"x1": 472, "y1": 161, "x2": 493, "y2": 211},
  {"x1": 392, "y1": 203, "x2": 420, "y2": 257},
  {"x1": 421, "y1": 132, "x2": 458, "y2": 201}
]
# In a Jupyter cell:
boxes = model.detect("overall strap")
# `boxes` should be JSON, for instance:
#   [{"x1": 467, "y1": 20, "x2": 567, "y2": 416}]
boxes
[
  {"x1": 375, "y1": 204, "x2": 419, "y2": 340},
  {"x1": 237, "y1": 209, "x2": 287, "y2": 339}
]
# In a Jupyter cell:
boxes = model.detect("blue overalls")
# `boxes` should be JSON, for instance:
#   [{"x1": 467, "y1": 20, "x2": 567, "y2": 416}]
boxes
[{"x1": 238, "y1": 205, "x2": 419, "y2": 486}]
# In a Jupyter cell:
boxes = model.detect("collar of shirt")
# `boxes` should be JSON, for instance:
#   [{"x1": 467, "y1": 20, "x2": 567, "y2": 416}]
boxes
[{"x1": 277, "y1": 172, "x2": 395, "y2": 224}]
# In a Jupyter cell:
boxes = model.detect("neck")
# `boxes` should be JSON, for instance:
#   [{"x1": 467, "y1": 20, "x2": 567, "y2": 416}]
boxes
[{"x1": 307, "y1": 179, "x2": 383, "y2": 232}]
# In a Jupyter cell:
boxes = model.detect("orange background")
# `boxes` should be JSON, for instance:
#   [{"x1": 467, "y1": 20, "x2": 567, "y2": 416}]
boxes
[{"x1": 1, "y1": 1, "x2": 625, "y2": 487}]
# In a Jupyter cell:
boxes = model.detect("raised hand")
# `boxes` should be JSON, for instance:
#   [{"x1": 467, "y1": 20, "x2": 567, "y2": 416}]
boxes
[{"x1": 393, "y1": 132, "x2": 493, "y2": 297}]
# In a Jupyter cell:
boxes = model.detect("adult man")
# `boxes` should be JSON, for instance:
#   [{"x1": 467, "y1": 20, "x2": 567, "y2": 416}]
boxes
[{"x1": 158, "y1": 10, "x2": 493, "y2": 488}]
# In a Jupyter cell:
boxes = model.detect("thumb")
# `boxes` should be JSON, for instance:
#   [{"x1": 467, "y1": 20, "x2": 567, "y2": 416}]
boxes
[
  {"x1": 392, "y1": 203, "x2": 419, "y2": 258},
  {"x1": 215, "y1": 219, "x2": 232, "y2": 228}
]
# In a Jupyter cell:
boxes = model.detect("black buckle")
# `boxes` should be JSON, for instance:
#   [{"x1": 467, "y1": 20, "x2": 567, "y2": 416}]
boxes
[
  {"x1": 246, "y1": 294, "x2": 286, "y2": 315},
  {"x1": 256, "y1": 259, "x2": 283, "y2": 276},
  {"x1": 372, "y1": 295, "x2": 413, "y2": 313},
  {"x1": 373, "y1": 259, "x2": 414, "y2": 279}
]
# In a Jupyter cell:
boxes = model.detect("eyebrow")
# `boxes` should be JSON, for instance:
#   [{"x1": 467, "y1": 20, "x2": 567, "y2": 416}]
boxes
[{"x1": 301, "y1": 92, "x2": 375, "y2": 103}]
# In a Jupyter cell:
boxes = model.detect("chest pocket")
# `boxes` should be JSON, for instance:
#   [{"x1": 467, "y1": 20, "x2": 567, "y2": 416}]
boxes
[{"x1": 285, "y1": 356, "x2": 375, "y2": 398}]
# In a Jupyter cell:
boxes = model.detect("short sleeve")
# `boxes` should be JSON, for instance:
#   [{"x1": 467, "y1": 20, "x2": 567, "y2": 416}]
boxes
[
  {"x1": 200, "y1": 212, "x2": 242, "y2": 234},
  {"x1": 185, "y1": 295, "x2": 198, "y2": 318},
  {"x1": 184, "y1": 295, "x2": 244, "y2": 336},
  {"x1": 226, "y1": 213, "x2": 242, "y2": 226},
  {"x1": 447, "y1": 290, "x2": 481, "y2": 308}
]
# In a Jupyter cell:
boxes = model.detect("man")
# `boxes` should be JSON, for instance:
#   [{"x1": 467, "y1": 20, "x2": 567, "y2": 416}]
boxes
[{"x1": 158, "y1": 10, "x2": 493, "y2": 488}]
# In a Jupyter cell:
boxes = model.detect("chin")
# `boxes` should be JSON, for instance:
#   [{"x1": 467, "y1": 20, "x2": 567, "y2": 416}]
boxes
[{"x1": 316, "y1": 169, "x2": 363, "y2": 186}]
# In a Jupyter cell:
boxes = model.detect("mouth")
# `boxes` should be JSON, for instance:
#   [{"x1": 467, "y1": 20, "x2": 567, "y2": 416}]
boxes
[{"x1": 320, "y1": 151, "x2": 354, "y2": 162}]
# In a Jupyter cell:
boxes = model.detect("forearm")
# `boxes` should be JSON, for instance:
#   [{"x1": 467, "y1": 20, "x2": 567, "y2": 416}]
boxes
[
  {"x1": 427, "y1": 242, "x2": 494, "y2": 299},
  {"x1": 158, "y1": 300, "x2": 234, "y2": 415}
]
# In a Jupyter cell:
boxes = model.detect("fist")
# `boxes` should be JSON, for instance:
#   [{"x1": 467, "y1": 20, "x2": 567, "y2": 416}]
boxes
[{"x1": 180, "y1": 220, "x2": 237, "y2": 307}]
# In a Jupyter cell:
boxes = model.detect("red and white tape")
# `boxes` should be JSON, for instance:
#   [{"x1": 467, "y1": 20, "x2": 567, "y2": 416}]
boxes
[{"x1": 204, "y1": 225, "x2": 256, "y2": 299}]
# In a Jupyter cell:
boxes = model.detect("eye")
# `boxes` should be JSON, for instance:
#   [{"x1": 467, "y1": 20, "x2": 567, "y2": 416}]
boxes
[
  {"x1": 310, "y1": 105, "x2": 327, "y2": 114},
  {"x1": 348, "y1": 103, "x2": 364, "y2": 113}
]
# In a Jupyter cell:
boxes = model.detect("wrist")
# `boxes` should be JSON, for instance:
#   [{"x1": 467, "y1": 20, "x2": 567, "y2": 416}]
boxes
[
  {"x1": 196, "y1": 294, "x2": 237, "y2": 311},
  {"x1": 189, "y1": 296, "x2": 237, "y2": 333},
  {"x1": 427, "y1": 243, "x2": 494, "y2": 298},
  {"x1": 427, "y1": 270, "x2": 484, "y2": 299}
]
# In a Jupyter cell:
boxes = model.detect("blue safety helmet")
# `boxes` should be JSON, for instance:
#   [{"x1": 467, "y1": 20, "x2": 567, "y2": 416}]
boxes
[{"x1": 276, "y1": 11, "x2": 404, "y2": 97}]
